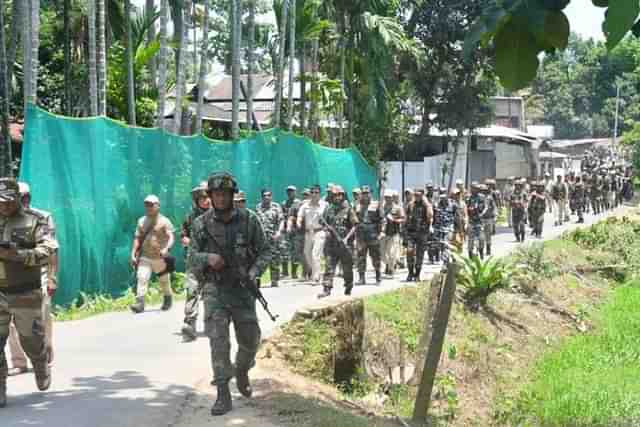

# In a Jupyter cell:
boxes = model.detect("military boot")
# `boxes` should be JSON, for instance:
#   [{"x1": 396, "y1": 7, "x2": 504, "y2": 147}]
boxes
[
  {"x1": 0, "y1": 380, "x2": 5, "y2": 408},
  {"x1": 211, "y1": 382, "x2": 232, "y2": 416},
  {"x1": 281, "y1": 262, "x2": 289, "y2": 278},
  {"x1": 479, "y1": 247, "x2": 485, "y2": 260},
  {"x1": 358, "y1": 273, "x2": 366, "y2": 286},
  {"x1": 271, "y1": 270, "x2": 280, "y2": 288},
  {"x1": 344, "y1": 283, "x2": 354, "y2": 296},
  {"x1": 414, "y1": 268, "x2": 422, "y2": 282},
  {"x1": 486, "y1": 244, "x2": 492, "y2": 257},
  {"x1": 33, "y1": 361, "x2": 51, "y2": 391},
  {"x1": 317, "y1": 286, "x2": 332, "y2": 299},
  {"x1": 235, "y1": 366, "x2": 253, "y2": 398},
  {"x1": 161, "y1": 295, "x2": 173, "y2": 311},
  {"x1": 291, "y1": 263, "x2": 299, "y2": 279},
  {"x1": 181, "y1": 320, "x2": 197, "y2": 342},
  {"x1": 406, "y1": 266, "x2": 414, "y2": 282},
  {"x1": 130, "y1": 296, "x2": 145, "y2": 314},
  {"x1": 375, "y1": 270, "x2": 382, "y2": 286},
  {"x1": 520, "y1": 231, "x2": 526, "y2": 242}
]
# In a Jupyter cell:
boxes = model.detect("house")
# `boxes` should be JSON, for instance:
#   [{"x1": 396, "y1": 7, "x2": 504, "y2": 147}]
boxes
[{"x1": 541, "y1": 138, "x2": 613, "y2": 157}]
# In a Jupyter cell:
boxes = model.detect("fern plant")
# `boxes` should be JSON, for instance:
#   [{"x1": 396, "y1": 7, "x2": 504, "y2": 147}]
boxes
[{"x1": 453, "y1": 254, "x2": 512, "y2": 308}]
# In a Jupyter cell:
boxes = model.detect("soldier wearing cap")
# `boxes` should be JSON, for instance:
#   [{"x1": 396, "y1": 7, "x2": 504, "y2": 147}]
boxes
[
  {"x1": 504, "y1": 177, "x2": 515, "y2": 228},
  {"x1": 354, "y1": 186, "x2": 385, "y2": 285},
  {"x1": 234, "y1": 191, "x2": 247, "y2": 209},
  {"x1": 7, "y1": 182, "x2": 58, "y2": 376},
  {"x1": 284, "y1": 187, "x2": 305, "y2": 280},
  {"x1": 381, "y1": 190, "x2": 404, "y2": 277},
  {"x1": 187, "y1": 171, "x2": 270, "y2": 416},
  {"x1": 256, "y1": 189, "x2": 285, "y2": 288},
  {"x1": 297, "y1": 185, "x2": 328, "y2": 284},
  {"x1": 510, "y1": 179, "x2": 528, "y2": 242},
  {"x1": 280, "y1": 186, "x2": 300, "y2": 279},
  {"x1": 572, "y1": 176, "x2": 585, "y2": 223},
  {"x1": 466, "y1": 182, "x2": 487, "y2": 258},
  {"x1": 551, "y1": 175, "x2": 569, "y2": 226},
  {"x1": 481, "y1": 181, "x2": 498, "y2": 256},
  {"x1": 404, "y1": 188, "x2": 433, "y2": 281},
  {"x1": 544, "y1": 173, "x2": 554, "y2": 214},
  {"x1": 179, "y1": 183, "x2": 211, "y2": 341},
  {"x1": 528, "y1": 181, "x2": 547, "y2": 238},
  {"x1": 130, "y1": 194, "x2": 175, "y2": 313},
  {"x1": 0, "y1": 178, "x2": 57, "y2": 407}
]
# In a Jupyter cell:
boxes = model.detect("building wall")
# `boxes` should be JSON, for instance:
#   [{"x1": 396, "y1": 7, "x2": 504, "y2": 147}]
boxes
[{"x1": 494, "y1": 142, "x2": 530, "y2": 179}]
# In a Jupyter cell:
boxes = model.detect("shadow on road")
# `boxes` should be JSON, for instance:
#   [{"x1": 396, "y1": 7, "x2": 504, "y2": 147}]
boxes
[{"x1": 4, "y1": 370, "x2": 193, "y2": 427}]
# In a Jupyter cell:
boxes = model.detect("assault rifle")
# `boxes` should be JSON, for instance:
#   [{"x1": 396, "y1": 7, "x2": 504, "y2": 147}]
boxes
[
  {"x1": 0, "y1": 240, "x2": 35, "y2": 250},
  {"x1": 319, "y1": 215, "x2": 353, "y2": 264}
]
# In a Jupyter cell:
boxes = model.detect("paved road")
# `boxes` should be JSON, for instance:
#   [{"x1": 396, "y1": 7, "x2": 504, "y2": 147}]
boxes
[{"x1": 2, "y1": 204, "x2": 631, "y2": 427}]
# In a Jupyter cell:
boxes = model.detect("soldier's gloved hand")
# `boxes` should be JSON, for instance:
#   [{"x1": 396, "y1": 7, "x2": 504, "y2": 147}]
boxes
[{"x1": 207, "y1": 254, "x2": 225, "y2": 271}]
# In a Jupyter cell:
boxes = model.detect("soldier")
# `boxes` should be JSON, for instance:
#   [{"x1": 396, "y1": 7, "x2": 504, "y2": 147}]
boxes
[
  {"x1": 528, "y1": 182, "x2": 546, "y2": 238},
  {"x1": 318, "y1": 186, "x2": 358, "y2": 298},
  {"x1": 129, "y1": 195, "x2": 175, "y2": 314},
  {"x1": 591, "y1": 175, "x2": 602, "y2": 215},
  {"x1": 0, "y1": 178, "x2": 57, "y2": 407},
  {"x1": 352, "y1": 188, "x2": 361, "y2": 206},
  {"x1": 487, "y1": 179, "x2": 503, "y2": 230},
  {"x1": 450, "y1": 189, "x2": 467, "y2": 252},
  {"x1": 234, "y1": 191, "x2": 247, "y2": 209},
  {"x1": 510, "y1": 179, "x2": 528, "y2": 242},
  {"x1": 256, "y1": 190, "x2": 285, "y2": 288},
  {"x1": 284, "y1": 188, "x2": 304, "y2": 280},
  {"x1": 608, "y1": 171, "x2": 617, "y2": 210},
  {"x1": 551, "y1": 175, "x2": 568, "y2": 226},
  {"x1": 480, "y1": 183, "x2": 497, "y2": 256},
  {"x1": 432, "y1": 188, "x2": 462, "y2": 265},
  {"x1": 503, "y1": 177, "x2": 515, "y2": 228},
  {"x1": 180, "y1": 183, "x2": 211, "y2": 341},
  {"x1": 381, "y1": 190, "x2": 404, "y2": 277},
  {"x1": 354, "y1": 186, "x2": 384, "y2": 286},
  {"x1": 466, "y1": 183, "x2": 486, "y2": 258},
  {"x1": 187, "y1": 171, "x2": 269, "y2": 416},
  {"x1": 280, "y1": 186, "x2": 300, "y2": 278},
  {"x1": 8, "y1": 183, "x2": 58, "y2": 375},
  {"x1": 404, "y1": 188, "x2": 433, "y2": 282},
  {"x1": 572, "y1": 177, "x2": 585, "y2": 223},
  {"x1": 544, "y1": 173, "x2": 554, "y2": 214},
  {"x1": 297, "y1": 185, "x2": 328, "y2": 284},
  {"x1": 425, "y1": 183, "x2": 436, "y2": 206}
]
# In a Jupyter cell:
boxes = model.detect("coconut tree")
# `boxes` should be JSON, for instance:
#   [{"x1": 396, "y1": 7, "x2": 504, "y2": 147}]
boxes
[
  {"x1": 63, "y1": 0, "x2": 71, "y2": 115},
  {"x1": 272, "y1": 0, "x2": 288, "y2": 129},
  {"x1": 286, "y1": 0, "x2": 296, "y2": 131},
  {"x1": 173, "y1": 0, "x2": 191, "y2": 134},
  {"x1": 0, "y1": 0, "x2": 12, "y2": 176},
  {"x1": 246, "y1": 0, "x2": 255, "y2": 129},
  {"x1": 146, "y1": 0, "x2": 157, "y2": 86},
  {"x1": 125, "y1": 0, "x2": 136, "y2": 125},
  {"x1": 231, "y1": 0, "x2": 241, "y2": 139},
  {"x1": 195, "y1": 0, "x2": 210, "y2": 134},
  {"x1": 29, "y1": 0, "x2": 40, "y2": 106},
  {"x1": 97, "y1": 0, "x2": 107, "y2": 115},
  {"x1": 88, "y1": 0, "x2": 98, "y2": 116},
  {"x1": 156, "y1": 0, "x2": 169, "y2": 128},
  {"x1": 7, "y1": 0, "x2": 21, "y2": 106}
]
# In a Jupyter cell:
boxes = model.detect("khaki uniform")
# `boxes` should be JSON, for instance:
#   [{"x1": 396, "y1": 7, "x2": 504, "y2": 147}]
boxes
[
  {"x1": 298, "y1": 200, "x2": 328, "y2": 283},
  {"x1": 134, "y1": 214, "x2": 174, "y2": 297}
]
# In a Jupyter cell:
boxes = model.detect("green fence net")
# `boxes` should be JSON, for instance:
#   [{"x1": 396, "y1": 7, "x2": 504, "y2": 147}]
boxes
[{"x1": 20, "y1": 104, "x2": 379, "y2": 306}]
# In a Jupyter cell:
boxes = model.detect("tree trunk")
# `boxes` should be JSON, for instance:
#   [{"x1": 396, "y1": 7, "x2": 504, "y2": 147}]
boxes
[
  {"x1": 337, "y1": 10, "x2": 346, "y2": 147},
  {"x1": 246, "y1": 0, "x2": 255, "y2": 130},
  {"x1": 97, "y1": 0, "x2": 107, "y2": 115},
  {"x1": 286, "y1": 0, "x2": 296, "y2": 131},
  {"x1": 7, "y1": 0, "x2": 21, "y2": 106},
  {"x1": 29, "y1": 0, "x2": 40, "y2": 105},
  {"x1": 156, "y1": 0, "x2": 169, "y2": 128},
  {"x1": 88, "y1": 0, "x2": 98, "y2": 116},
  {"x1": 125, "y1": 0, "x2": 136, "y2": 125},
  {"x1": 195, "y1": 0, "x2": 210, "y2": 134},
  {"x1": 231, "y1": 0, "x2": 241, "y2": 139},
  {"x1": 63, "y1": 0, "x2": 71, "y2": 115},
  {"x1": 173, "y1": 0, "x2": 190, "y2": 134},
  {"x1": 308, "y1": 38, "x2": 318, "y2": 139},
  {"x1": 173, "y1": 0, "x2": 183, "y2": 84},
  {"x1": 0, "y1": 0, "x2": 12, "y2": 176},
  {"x1": 272, "y1": 0, "x2": 288, "y2": 129},
  {"x1": 146, "y1": 0, "x2": 157, "y2": 87},
  {"x1": 192, "y1": 0, "x2": 197, "y2": 82},
  {"x1": 22, "y1": 0, "x2": 30, "y2": 113},
  {"x1": 299, "y1": 43, "x2": 306, "y2": 135}
]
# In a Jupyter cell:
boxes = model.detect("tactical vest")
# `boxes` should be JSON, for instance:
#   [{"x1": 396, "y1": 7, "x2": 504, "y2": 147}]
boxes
[
  {"x1": 466, "y1": 194, "x2": 485, "y2": 223},
  {"x1": 433, "y1": 203, "x2": 456, "y2": 233},
  {"x1": 356, "y1": 202, "x2": 381, "y2": 241},
  {"x1": 0, "y1": 209, "x2": 47, "y2": 293},
  {"x1": 407, "y1": 202, "x2": 429, "y2": 233},
  {"x1": 383, "y1": 204, "x2": 400, "y2": 236},
  {"x1": 552, "y1": 183, "x2": 567, "y2": 200},
  {"x1": 326, "y1": 202, "x2": 352, "y2": 238}
]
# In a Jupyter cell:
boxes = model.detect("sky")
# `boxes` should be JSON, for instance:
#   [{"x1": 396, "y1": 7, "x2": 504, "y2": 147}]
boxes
[{"x1": 565, "y1": 2, "x2": 605, "y2": 41}]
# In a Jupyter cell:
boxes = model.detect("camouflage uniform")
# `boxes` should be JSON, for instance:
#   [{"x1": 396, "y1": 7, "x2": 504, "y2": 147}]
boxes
[
  {"x1": 0, "y1": 179, "x2": 57, "y2": 407},
  {"x1": 354, "y1": 187, "x2": 384, "y2": 285},
  {"x1": 404, "y1": 193, "x2": 433, "y2": 281},
  {"x1": 319, "y1": 195, "x2": 358, "y2": 297},
  {"x1": 466, "y1": 186, "x2": 486, "y2": 258},
  {"x1": 591, "y1": 177, "x2": 602, "y2": 214},
  {"x1": 286, "y1": 198, "x2": 305, "y2": 279},
  {"x1": 180, "y1": 184, "x2": 210, "y2": 340},
  {"x1": 570, "y1": 179, "x2": 585, "y2": 223},
  {"x1": 255, "y1": 199, "x2": 284, "y2": 287},
  {"x1": 188, "y1": 172, "x2": 270, "y2": 416},
  {"x1": 432, "y1": 195, "x2": 461, "y2": 265},
  {"x1": 281, "y1": 189, "x2": 300, "y2": 277},
  {"x1": 528, "y1": 184, "x2": 546, "y2": 238},
  {"x1": 510, "y1": 184, "x2": 528, "y2": 242},
  {"x1": 481, "y1": 183, "x2": 497, "y2": 256}
]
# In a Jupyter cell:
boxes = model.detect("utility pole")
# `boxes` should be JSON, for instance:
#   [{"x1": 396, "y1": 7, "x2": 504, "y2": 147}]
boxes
[{"x1": 613, "y1": 83, "x2": 620, "y2": 154}]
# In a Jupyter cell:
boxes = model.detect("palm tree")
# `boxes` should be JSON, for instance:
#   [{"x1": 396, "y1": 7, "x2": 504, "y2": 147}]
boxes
[
  {"x1": 231, "y1": 0, "x2": 241, "y2": 139},
  {"x1": 63, "y1": 0, "x2": 71, "y2": 115},
  {"x1": 286, "y1": 0, "x2": 296, "y2": 131},
  {"x1": 29, "y1": 0, "x2": 40, "y2": 106},
  {"x1": 272, "y1": 0, "x2": 288, "y2": 129},
  {"x1": 88, "y1": 0, "x2": 98, "y2": 116},
  {"x1": 0, "y1": 0, "x2": 12, "y2": 176},
  {"x1": 173, "y1": 0, "x2": 190, "y2": 134},
  {"x1": 97, "y1": 0, "x2": 107, "y2": 115},
  {"x1": 146, "y1": 0, "x2": 157, "y2": 86},
  {"x1": 7, "y1": 0, "x2": 21, "y2": 106},
  {"x1": 125, "y1": 0, "x2": 136, "y2": 125},
  {"x1": 156, "y1": 0, "x2": 169, "y2": 128},
  {"x1": 195, "y1": 0, "x2": 210, "y2": 134},
  {"x1": 246, "y1": 0, "x2": 255, "y2": 129}
]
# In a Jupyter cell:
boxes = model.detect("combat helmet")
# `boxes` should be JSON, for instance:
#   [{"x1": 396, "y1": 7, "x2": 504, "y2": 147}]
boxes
[{"x1": 208, "y1": 171, "x2": 238, "y2": 193}]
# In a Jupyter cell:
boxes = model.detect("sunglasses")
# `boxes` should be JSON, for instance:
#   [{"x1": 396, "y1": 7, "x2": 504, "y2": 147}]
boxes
[{"x1": 311, "y1": 190, "x2": 320, "y2": 194}]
